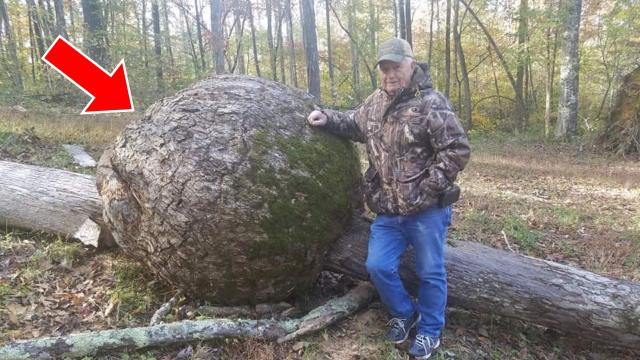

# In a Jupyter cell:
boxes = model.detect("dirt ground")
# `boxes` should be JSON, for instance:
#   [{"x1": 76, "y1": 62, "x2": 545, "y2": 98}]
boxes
[{"x1": 1, "y1": 112, "x2": 639, "y2": 359}]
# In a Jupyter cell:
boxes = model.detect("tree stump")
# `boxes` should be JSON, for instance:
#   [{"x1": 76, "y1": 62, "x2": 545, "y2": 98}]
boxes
[
  {"x1": 96, "y1": 75, "x2": 361, "y2": 305},
  {"x1": 598, "y1": 66, "x2": 640, "y2": 155}
]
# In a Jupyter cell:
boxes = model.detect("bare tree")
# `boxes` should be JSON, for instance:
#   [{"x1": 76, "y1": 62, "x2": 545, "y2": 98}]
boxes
[
  {"x1": 544, "y1": 0, "x2": 560, "y2": 137},
  {"x1": 194, "y1": 0, "x2": 207, "y2": 71},
  {"x1": 248, "y1": 1, "x2": 261, "y2": 77},
  {"x1": 515, "y1": 0, "x2": 529, "y2": 130},
  {"x1": 152, "y1": 0, "x2": 164, "y2": 91},
  {"x1": 161, "y1": 0, "x2": 175, "y2": 67},
  {"x1": 52, "y1": 0, "x2": 67, "y2": 38},
  {"x1": 285, "y1": 0, "x2": 297, "y2": 86},
  {"x1": 0, "y1": 0, "x2": 23, "y2": 90},
  {"x1": 444, "y1": 0, "x2": 451, "y2": 97},
  {"x1": 453, "y1": 0, "x2": 471, "y2": 129}
]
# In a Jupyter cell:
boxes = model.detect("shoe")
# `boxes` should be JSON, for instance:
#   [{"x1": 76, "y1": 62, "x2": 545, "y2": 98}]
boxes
[
  {"x1": 408, "y1": 334, "x2": 440, "y2": 359},
  {"x1": 385, "y1": 312, "x2": 421, "y2": 344}
]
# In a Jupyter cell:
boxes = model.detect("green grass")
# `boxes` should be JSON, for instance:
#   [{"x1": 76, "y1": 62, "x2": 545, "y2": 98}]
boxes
[
  {"x1": 109, "y1": 256, "x2": 159, "y2": 319},
  {"x1": 501, "y1": 215, "x2": 544, "y2": 252},
  {"x1": 46, "y1": 237, "x2": 83, "y2": 266}
]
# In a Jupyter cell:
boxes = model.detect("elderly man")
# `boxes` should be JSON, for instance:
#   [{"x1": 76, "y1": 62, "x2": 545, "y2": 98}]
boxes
[{"x1": 307, "y1": 38, "x2": 470, "y2": 359}]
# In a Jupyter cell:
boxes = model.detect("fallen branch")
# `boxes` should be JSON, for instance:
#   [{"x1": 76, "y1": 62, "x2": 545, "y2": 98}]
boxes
[
  {"x1": 0, "y1": 283, "x2": 375, "y2": 359},
  {"x1": 149, "y1": 291, "x2": 183, "y2": 326}
]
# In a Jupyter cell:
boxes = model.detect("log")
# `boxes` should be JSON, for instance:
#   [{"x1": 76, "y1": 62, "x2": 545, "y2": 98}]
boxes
[
  {"x1": 0, "y1": 283, "x2": 376, "y2": 359},
  {"x1": 0, "y1": 161, "x2": 639, "y2": 350},
  {"x1": 326, "y1": 215, "x2": 640, "y2": 351},
  {"x1": 0, "y1": 160, "x2": 114, "y2": 248}
]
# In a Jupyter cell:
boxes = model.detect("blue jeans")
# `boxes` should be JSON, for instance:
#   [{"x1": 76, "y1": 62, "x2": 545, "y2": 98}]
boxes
[{"x1": 365, "y1": 206, "x2": 452, "y2": 337}]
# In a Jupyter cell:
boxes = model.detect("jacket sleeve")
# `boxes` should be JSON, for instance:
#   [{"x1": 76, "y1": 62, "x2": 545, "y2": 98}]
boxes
[
  {"x1": 421, "y1": 97, "x2": 471, "y2": 194},
  {"x1": 320, "y1": 106, "x2": 367, "y2": 143}
]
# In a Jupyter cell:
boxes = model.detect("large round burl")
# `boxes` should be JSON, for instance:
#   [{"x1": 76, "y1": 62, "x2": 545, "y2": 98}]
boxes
[{"x1": 96, "y1": 75, "x2": 361, "y2": 304}]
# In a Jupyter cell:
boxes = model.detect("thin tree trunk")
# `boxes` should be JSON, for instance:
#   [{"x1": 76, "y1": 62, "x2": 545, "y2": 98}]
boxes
[
  {"x1": 405, "y1": 0, "x2": 412, "y2": 46},
  {"x1": 141, "y1": 0, "x2": 149, "y2": 68},
  {"x1": 300, "y1": 0, "x2": 320, "y2": 100},
  {"x1": 286, "y1": 0, "x2": 298, "y2": 87},
  {"x1": 234, "y1": 0, "x2": 246, "y2": 75},
  {"x1": 459, "y1": 0, "x2": 525, "y2": 129},
  {"x1": 348, "y1": 0, "x2": 359, "y2": 100},
  {"x1": 515, "y1": 0, "x2": 528, "y2": 131},
  {"x1": 393, "y1": 0, "x2": 398, "y2": 37},
  {"x1": 193, "y1": 0, "x2": 206, "y2": 71},
  {"x1": 211, "y1": 0, "x2": 225, "y2": 74},
  {"x1": 152, "y1": 0, "x2": 163, "y2": 92},
  {"x1": 555, "y1": 0, "x2": 581, "y2": 139},
  {"x1": 181, "y1": 0, "x2": 200, "y2": 76},
  {"x1": 544, "y1": 0, "x2": 559, "y2": 137},
  {"x1": 275, "y1": 0, "x2": 285, "y2": 81},
  {"x1": 428, "y1": 0, "x2": 434, "y2": 66},
  {"x1": 249, "y1": 2, "x2": 262, "y2": 77},
  {"x1": 81, "y1": 0, "x2": 108, "y2": 66},
  {"x1": 368, "y1": 0, "x2": 377, "y2": 88},
  {"x1": 68, "y1": 0, "x2": 76, "y2": 41},
  {"x1": 26, "y1": 0, "x2": 46, "y2": 59},
  {"x1": 266, "y1": 0, "x2": 277, "y2": 80},
  {"x1": 248, "y1": 1, "x2": 260, "y2": 77},
  {"x1": 161, "y1": 0, "x2": 175, "y2": 67},
  {"x1": 325, "y1": 0, "x2": 335, "y2": 98},
  {"x1": 52, "y1": 0, "x2": 67, "y2": 37},
  {"x1": 489, "y1": 46, "x2": 504, "y2": 120},
  {"x1": 398, "y1": 0, "x2": 406, "y2": 39},
  {"x1": 444, "y1": 0, "x2": 451, "y2": 97},
  {"x1": 454, "y1": 0, "x2": 471, "y2": 129},
  {"x1": 0, "y1": 0, "x2": 23, "y2": 91}
]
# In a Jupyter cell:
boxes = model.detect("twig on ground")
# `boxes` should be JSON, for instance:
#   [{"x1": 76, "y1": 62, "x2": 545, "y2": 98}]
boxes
[{"x1": 149, "y1": 290, "x2": 183, "y2": 326}]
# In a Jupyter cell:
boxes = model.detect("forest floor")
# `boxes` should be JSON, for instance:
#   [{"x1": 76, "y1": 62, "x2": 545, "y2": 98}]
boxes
[{"x1": 0, "y1": 108, "x2": 639, "y2": 359}]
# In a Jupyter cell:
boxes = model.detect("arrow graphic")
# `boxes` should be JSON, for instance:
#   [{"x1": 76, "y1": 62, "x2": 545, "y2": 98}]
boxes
[{"x1": 42, "y1": 36, "x2": 134, "y2": 114}]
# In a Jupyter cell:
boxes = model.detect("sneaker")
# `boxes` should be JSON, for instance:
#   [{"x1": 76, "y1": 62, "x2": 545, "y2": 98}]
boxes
[
  {"x1": 385, "y1": 312, "x2": 421, "y2": 344},
  {"x1": 408, "y1": 334, "x2": 440, "y2": 359}
]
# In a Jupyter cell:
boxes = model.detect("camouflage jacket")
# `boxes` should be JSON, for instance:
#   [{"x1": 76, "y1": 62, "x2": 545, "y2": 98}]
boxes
[{"x1": 322, "y1": 63, "x2": 471, "y2": 215}]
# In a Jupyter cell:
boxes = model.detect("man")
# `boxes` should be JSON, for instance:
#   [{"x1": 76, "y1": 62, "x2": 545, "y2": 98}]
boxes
[{"x1": 307, "y1": 38, "x2": 470, "y2": 359}]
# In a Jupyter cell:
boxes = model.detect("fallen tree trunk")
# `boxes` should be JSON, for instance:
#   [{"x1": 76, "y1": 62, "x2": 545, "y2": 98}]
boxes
[
  {"x1": 326, "y1": 215, "x2": 640, "y2": 350},
  {"x1": 0, "y1": 161, "x2": 639, "y2": 350},
  {"x1": 0, "y1": 283, "x2": 376, "y2": 359},
  {"x1": 0, "y1": 161, "x2": 114, "y2": 248}
]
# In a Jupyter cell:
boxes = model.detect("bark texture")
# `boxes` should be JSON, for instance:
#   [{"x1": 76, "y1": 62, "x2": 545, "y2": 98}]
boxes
[
  {"x1": 0, "y1": 160, "x2": 111, "y2": 247},
  {"x1": 96, "y1": 75, "x2": 361, "y2": 305},
  {"x1": 325, "y1": 215, "x2": 640, "y2": 350},
  {"x1": 555, "y1": 0, "x2": 582, "y2": 139}
]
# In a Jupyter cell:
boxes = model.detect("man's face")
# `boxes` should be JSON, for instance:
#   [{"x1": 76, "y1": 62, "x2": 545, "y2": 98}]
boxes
[{"x1": 379, "y1": 59, "x2": 415, "y2": 96}]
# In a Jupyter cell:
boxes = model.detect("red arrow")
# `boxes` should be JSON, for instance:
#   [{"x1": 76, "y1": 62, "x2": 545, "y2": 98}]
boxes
[{"x1": 42, "y1": 36, "x2": 134, "y2": 114}]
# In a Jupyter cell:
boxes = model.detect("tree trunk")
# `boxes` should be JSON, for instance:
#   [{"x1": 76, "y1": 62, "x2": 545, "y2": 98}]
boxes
[
  {"x1": 180, "y1": 0, "x2": 200, "y2": 76},
  {"x1": 266, "y1": 0, "x2": 277, "y2": 80},
  {"x1": 194, "y1": 0, "x2": 206, "y2": 72},
  {"x1": 444, "y1": 0, "x2": 451, "y2": 97},
  {"x1": 81, "y1": 0, "x2": 108, "y2": 66},
  {"x1": 347, "y1": 0, "x2": 359, "y2": 100},
  {"x1": 151, "y1": 0, "x2": 163, "y2": 92},
  {"x1": 0, "y1": 160, "x2": 114, "y2": 248},
  {"x1": 140, "y1": 0, "x2": 149, "y2": 68},
  {"x1": 544, "y1": 13, "x2": 559, "y2": 138},
  {"x1": 26, "y1": 0, "x2": 46, "y2": 59},
  {"x1": 210, "y1": 0, "x2": 225, "y2": 74},
  {"x1": 555, "y1": 0, "x2": 581, "y2": 139},
  {"x1": 0, "y1": 0, "x2": 23, "y2": 91},
  {"x1": 233, "y1": 0, "x2": 246, "y2": 75},
  {"x1": 285, "y1": 0, "x2": 297, "y2": 87},
  {"x1": 301, "y1": 0, "x2": 320, "y2": 100},
  {"x1": 52, "y1": 0, "x2": 67, "y2": 38},
  {"x1": 453, "y1": 0, "x2": 471, "y2": 130},
  {"x1": 248, "y1": 1, "x2": 260, "y2": 77},
  {"x1": 161, "y1": 0, "x2": 175, "y2": 68},
  {"x1": 404, "y1": 0, "x2": 411, "y2": 47},
  {"x1": 368, "y1": 0, "x2": 377, "y2": 88},
  {"x1": 398, "y1": 0, "x2": 405, "y2": 39},
  {"x1": 1, "y1": 160, "x2": 640, "y2": 350},
  {"x1": 275, "y1": 0, "x2": 284, "y2": 81},
  {"x1": 428, "y1": 0, "x2": 434, "y2": 66},
  {"x1": 325, "y1": 0, "x2": 334, "y2": 97},
  {"x1": 515, "y1": 0, "x2": 529, "y2": 131}
]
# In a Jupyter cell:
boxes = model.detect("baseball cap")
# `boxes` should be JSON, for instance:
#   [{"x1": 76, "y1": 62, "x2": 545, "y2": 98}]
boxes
[{"x1": 376, "y1": 38, "x2": 414, "y2": 66}]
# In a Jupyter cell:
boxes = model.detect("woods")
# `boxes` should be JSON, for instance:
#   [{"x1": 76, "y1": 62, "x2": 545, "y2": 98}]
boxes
[{"x1": 0, "y1": 0, "x2": 638, "y2": 144}]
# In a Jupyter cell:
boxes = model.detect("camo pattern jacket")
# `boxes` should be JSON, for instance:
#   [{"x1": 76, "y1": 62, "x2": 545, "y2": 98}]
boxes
[{"x1": 322, "y1": 63, "x2": 471, "y2": 215}]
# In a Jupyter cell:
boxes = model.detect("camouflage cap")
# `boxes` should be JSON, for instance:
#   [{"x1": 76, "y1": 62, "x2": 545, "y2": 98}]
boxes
[{"x1": 376, "y1": 38, "x2": 414, "y2": 66}]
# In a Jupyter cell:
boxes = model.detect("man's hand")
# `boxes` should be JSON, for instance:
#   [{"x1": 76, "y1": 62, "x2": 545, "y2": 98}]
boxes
[{"x1": 307, "y1": 110, "x2": 328, "y2": 126}]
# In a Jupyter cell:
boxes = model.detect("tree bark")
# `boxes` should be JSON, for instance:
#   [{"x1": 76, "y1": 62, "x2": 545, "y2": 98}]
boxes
[
  {"x1": 0, "y1": 0, "x2": 23, "y2": 91},
  {"x1": 1, "y1": 161, "x2": 640, "y2": 350},
  {"x1": 398, "y1": 0, "x2": 405, "y2": 39},
  {"x1": 194, "y1": 0, "x2": 206, "y2": 72},
  {"x1": 52, "y1": 0, "x2": 67, "y2": 38},
  {"x1": 210, "y1": 0, "x2": 226, "y2": 74},
  {"x1": 444, "y1": 0, "x2": 451, "y2": 97},
  {"x1": 285, "y1": 0, "x2": 297, "y2": 87},
  {"x1": 300, "y1": 0, "x2": 320, "y2": 100},
  {"x1": 544, "y1": 6, "x2": 559, "y2": 138},
  {"x1": 325, "y1": 0, "x2": 334, "y2": 97},
  {"x1": 248, "y1": 1, "x2": 260, "y2": 77},
  {"x1": 453, "y1": 0, "x2": 471, "y2": 130},
  {"x1": 515, "y1": 0, "x2": 529, "y2": 131},
  {"x1": 266, "y1": 0, "x2": 277, "y2": 80},
  {"x1": 0, "y1": 161, "x2": 114, "y2": 248},
  {"x1": 151, "y1": 0, "x2": 164, "y2": 92},
  {"x1": 404, "y1": 0, "x2": 412, "y2": 47},
  {"x1": 555, "y1": 0, "x2": 581, "y2": 139},
  {"x1": 161, "y1": 0, "x2": 175, "y2": 68}
]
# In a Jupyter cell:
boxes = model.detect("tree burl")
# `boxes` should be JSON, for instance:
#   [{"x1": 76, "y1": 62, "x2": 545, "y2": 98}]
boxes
[{"x1": 96, "y1": 75, "x2": 361, "y2": 304}]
